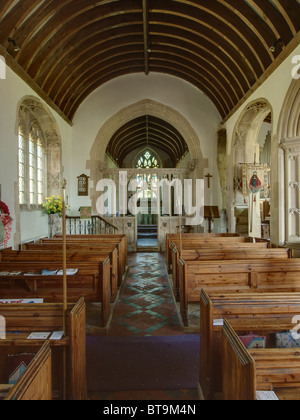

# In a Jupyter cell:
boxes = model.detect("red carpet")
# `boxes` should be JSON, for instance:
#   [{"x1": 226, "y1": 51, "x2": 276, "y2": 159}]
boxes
[{"x1": 86, "y1": 335, "x2": 200, "y2": 392}]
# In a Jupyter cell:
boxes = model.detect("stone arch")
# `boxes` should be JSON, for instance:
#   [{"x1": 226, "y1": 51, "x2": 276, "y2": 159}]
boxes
[
  {"x1": 228, "y1": 98, "x2": 273, "y2": 235},
  {"x1": 232, "y1": 99, "x2": 273, "y2": 167},
  {"x1": 17, "y1": 95, "x2": 63, "y2": 197},
  {"x1": 87, "y1": 98, "x2": 207, "y2": 207}
]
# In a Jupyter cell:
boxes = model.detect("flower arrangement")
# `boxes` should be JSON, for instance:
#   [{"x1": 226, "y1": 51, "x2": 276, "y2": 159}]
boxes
[{"x1": 42, "y1": 195, "x2": 64, "y2": 217}]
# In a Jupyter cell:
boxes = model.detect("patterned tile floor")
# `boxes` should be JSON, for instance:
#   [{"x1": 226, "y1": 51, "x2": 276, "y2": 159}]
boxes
[
  {"x1": 88, "y1": 252, "x2": 199, "y2": 401},
  {"x1": 107, "y1": 252, "x2": 184, "y2": 337}
]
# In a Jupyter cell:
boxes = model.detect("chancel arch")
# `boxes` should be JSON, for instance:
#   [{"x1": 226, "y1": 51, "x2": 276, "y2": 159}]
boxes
[
  {"x1": 230, "y1": 99, "x2": 273, "y2": 238},
  {"x1": 88, "y1": 99, "x2": 208, "y2": 211},
  {"x1": 87, "y1": 98, "x2": 208, "y2": 251}
]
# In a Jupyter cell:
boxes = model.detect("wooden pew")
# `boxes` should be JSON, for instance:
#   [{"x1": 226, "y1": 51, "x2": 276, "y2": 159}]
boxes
[
  {"x1": 199, "y1": 290, "x2": 300, "y2": 399},
  {"x1": 222, "y1": 318, "x2": 300, "y2": 400},
  {"x1": 0, "y1": 341, "x2": 52, "y2": 400},
  {"x1": 39, "y1": 235, "x2": 127, "y2": 284},
  {"x1": 51, "y1": 234, "x2": 128, "y2": 274},
  {"x1": 0, "y1": 298, "x2": 86, "y2": 400},
  {"x1": 171, "y1": 245, "x2": 291, "y2": 301},
  {"x1": 0, "y1": 248, "x2": 119, "y2": 303},
  {"x1": 178, "y1": 257, "x2": 300, "y2": 327},
  {"x1": 22, "y1": 242, "x2": 123, "y2": 289},
  {"x1": 0, "y1": 259, "x2": 110, "y2": 327}
]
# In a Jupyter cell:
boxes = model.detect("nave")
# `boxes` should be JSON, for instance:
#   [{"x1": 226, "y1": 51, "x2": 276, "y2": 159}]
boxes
[{"x1": 86, "y1": 252, "x2": 199, "y2": 401}]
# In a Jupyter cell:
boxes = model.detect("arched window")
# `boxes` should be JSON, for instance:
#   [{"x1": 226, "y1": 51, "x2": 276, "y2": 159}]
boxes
[
  {"x1": 18, "y1": 97, "x2": 62, "y2": 211},
  {"x1": 18, "y1": 122, "x2": 46, "y2": 206},
  {"x1": 136, "y1": 150, "x2": 160, "y2": 169}
]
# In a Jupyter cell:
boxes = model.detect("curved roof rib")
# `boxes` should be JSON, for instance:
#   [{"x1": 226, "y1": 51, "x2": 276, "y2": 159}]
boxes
[{"x1": 0, "y1": 0, "x2": 299, "y2": 122}]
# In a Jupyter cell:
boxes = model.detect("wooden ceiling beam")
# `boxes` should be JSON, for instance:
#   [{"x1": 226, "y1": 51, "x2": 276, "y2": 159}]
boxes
[
  {"x1": 0, "y1": 0, "x2": 42, "y2": 44},
  {"x1": 1, "y1": 0, "x2": 296, "y2": 121},
  {"x1": 143, "y1": 0, "x2": 149, "y2": 75},
  {"x1": 52, "y1": 43, "x2": 144, "y2": 104},
  {"x1": 271, "y1": 0, "x2": 299, "y2": 35},
  {"x1": 108, "y1": 116, "x2": 185, "y2": 157},
  {"x1": 106, "y1": 115, "x2": 188, "y2": 166},
  {"x1": 150, "y1": 24, "x2": 255, "y2": 89},
  {"x1": 149, "y1": 2, "x2": 270, "y2": 76},
  {"x1": 0, "y1": 0, "x2": 16, "y2": 20},
  {"x1": 39, "y1": 27, "x2": 143, "y2": 93},
  {"x1": 17, "y1": 4, "x2": 142, "y2": 73},
  {"x1": 61, "y1": 56, "x2": 230, "y2": 119},
  {"x1": 54, "y1": 45, "x2": 236, "y2": 112}
]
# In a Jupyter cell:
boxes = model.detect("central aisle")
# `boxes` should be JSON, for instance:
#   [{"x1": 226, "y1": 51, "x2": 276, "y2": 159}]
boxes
[
  {"x1": 87, "y1": 252, "x2": 200, "y2": 400},
  {"x1": 107, "y1": 252, "x2": 184, "y2": 337}
]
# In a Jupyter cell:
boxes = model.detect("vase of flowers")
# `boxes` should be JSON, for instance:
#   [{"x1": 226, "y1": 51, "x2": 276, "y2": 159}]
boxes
[{"x1": 42, "y1": 195, "x2": 64, "y2": 238}]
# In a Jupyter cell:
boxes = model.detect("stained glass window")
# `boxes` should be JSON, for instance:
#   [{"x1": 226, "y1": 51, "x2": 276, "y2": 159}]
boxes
[{"x1": 136, "y1": 151, "x2": 160, "y2": 169}]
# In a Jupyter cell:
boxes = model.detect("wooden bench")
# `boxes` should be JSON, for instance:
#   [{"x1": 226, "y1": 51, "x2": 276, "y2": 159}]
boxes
[
  {"x1": 0, "y1": 298, "x2": 86, "y2": 400},
  {"x1": 179, "y1": 258, "x2": 300, "y2": 326},
  {"x1": 39, "y1": 236, "x2": 127, "y2": 284},
  {"x1": 222, "y1": 318, "x2": 300, "y2": 400},
  {"x1": 0, "y1": 248, "x2": 119, "y2": 303},
  {"x1": 171, "y1": 245, "x2": 291, "y2": 301},
  {"x1": 166, "y1": 234, "x2": 257, "y2": 272},
  {"x1": 0, "y1": 341, "x2": 52, "y2": 400},
  {"x1": 0, "y1": 259, "x2": 110, "y2": 327},
  {"x1": 51, "y1": 234, "x2": 128, "y2": 274},
  {"x1": 22, "y1": 242, "x2": 123, "y2": 289},
  {"x1": 199, "y1": 290, "x2": 300, "y2": 399}
]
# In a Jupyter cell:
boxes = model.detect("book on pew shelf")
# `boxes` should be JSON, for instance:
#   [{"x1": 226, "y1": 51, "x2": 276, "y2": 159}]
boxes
[
  {"x1": 50, "y1": 331, "x2": 64, "y2": 340},
  {"x1": 256, "y1": 391, "x2": 279, "y2": 401},
  {"x1": 0, "y1": 299, "x2": 44, "y2": 304},
  {"x1": 0, "y1": 271, "x2": 22, "y2": 275},
  {"x1": 42, "y1": 269, "x2": 58, "y2": 275},
  {"x1": 213, "y1": 319, "x2": 224, "y2": 326},
  {"x1": 27, "y1": 332, "x2": 51, "y2": 340},
  {"x1": 56, "y1": 268, "x2": 78, "y2": 275},
  {"x1": 24, "y1": 271, "x2": 42, "y2": 276}
]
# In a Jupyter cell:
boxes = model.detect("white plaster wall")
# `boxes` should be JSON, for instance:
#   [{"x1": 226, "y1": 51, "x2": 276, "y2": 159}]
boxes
[
  {"x1": 70, "y1": 73, "x2": 222, "y2": 213},
  {"x1": 224, "y1": 44, "x2": 300, "y2": 241},
  {"x1": 225, "y1": 45, "x2": 300, "y2": 153},
  {"x1": 0, "y1": 65, "x2": 72, "y2": 247}
]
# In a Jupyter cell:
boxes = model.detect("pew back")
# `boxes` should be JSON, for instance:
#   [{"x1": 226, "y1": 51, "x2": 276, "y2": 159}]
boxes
[
  {"x1": 222, "y1": 318, "x2": 300, "y2": 400},
  {"x1": 171, "y1": 245, "x2": 291, "y2": 300},
  {"x1": 199, "y1": 290, "x2": 300, "y2": 399},
  {"x1": 179, "y1": 258, "x2": 300, "y2": 326},
  {"x1": 0, "y1": 298, "x2": 86, "y2": 400},
  {"x1": 166, "y1": 234, "x2": 256, "y2": 271},
  {"x1": 2, "y1": 342, "x2": 52, "y2": 400}
]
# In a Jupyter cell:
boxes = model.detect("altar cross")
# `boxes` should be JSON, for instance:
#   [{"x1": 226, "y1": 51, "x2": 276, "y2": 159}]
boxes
[{"x1": 205, "y1": 173, "x2": 213, "y2": 189}]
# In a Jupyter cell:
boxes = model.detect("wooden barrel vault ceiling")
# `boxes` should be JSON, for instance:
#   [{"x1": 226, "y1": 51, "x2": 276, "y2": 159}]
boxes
[
  {"x1": 106, "y1": 115, "x2": 189, "y2": 167},
  {"x1": 0, "y1": 0, "x2": 299, "y2": 125}
]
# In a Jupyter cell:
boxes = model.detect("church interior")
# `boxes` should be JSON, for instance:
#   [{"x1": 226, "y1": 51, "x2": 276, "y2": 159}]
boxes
[{"x1": 0, "y1": 0, "x2": 300, "y2": 401}]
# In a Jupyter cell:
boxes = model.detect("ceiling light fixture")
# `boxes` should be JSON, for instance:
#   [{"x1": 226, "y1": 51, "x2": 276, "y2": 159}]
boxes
[
  {"x1": 8, "y1": 37, "x2": 20, "y2": 52},
  {"x1": 269, "y1": 38, "x2": 284, "y2": 53}
]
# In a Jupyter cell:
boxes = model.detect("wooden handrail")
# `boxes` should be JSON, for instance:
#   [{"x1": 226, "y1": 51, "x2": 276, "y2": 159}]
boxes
[{"x1": 66, "y1": 215, "x2": 118, "y2": 232}]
